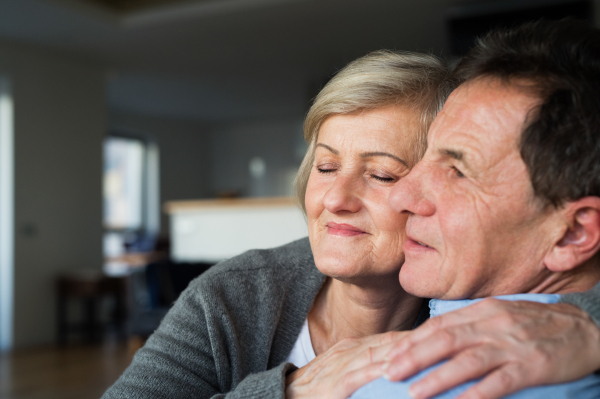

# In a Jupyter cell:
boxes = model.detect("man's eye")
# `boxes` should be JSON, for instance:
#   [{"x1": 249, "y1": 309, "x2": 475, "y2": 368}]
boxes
[{"x1": 452, "y1": 166, "x2": 465, "y2": 178}]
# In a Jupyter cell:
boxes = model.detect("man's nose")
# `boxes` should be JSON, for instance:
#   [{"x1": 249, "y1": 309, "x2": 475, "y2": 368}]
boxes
[
  {"x1": 389, "y1": 162, "x2": 435, "y2": 216},
  {"x1": 322, "y1": 173, "x2": 362, "y2": 214}
]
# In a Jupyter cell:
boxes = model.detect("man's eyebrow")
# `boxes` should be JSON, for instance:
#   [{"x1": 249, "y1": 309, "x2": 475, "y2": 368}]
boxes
[
  {"x1": 440, "y1": 148, "x2": 472, "y2": 169},
  {"x1": 360, "y1": 152, "x2": 408, "y2": 167},
  {"x1": 441, "y1": 149, "x2": 463, "y2": 161},
  {"x1": 316, "y1": 143, "x2": 339, "y2": 155}
]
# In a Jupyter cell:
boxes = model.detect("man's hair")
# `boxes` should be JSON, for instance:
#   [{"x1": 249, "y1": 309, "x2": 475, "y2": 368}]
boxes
[
  {"x1": 295, "y1": 50, "x2": 454, "y2": 213},
  {"x1": 453, "y1": 19, "x2": 600, "y2": 207}
]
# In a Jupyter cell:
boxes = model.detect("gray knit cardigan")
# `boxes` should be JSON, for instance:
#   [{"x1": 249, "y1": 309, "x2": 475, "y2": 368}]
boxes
[{"x1": 102, "y1": 237, "x2": 600, "y2": 398}]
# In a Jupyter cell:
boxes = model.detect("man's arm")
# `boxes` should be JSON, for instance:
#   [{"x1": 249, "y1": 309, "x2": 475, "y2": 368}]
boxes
[{"x1": 560, "y1": 280, "x2": 600, "y2": 327}]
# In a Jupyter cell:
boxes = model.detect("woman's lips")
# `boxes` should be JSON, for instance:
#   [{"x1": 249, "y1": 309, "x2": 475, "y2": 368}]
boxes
[{"x1": 327, "y1": 222, "x2": 366, "y2": 237}]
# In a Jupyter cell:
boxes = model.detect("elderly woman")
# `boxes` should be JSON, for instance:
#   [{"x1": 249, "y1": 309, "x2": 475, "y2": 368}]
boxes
[{"x1": 103, "y1": 51, "x2": 600, "y2": 399}]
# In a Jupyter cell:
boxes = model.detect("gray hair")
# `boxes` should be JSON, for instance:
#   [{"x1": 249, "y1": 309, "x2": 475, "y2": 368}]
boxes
[{"x1": 294, "y1": 50, "x2": 456, "y2": 213}]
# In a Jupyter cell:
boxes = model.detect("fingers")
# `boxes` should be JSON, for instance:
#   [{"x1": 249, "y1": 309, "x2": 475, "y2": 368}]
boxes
[
  {"x1": 366, "y1": 310, "x2": 496, "y2": 369},
  {"x1": 340, "y1": 331, "x2": 409, "y2": 364},
  {"x1": 382, "y1": 299, "x2": 534, "y2": 377},
  {"x1": 286, "y1": 334, "x2": 404, "y2": 399},
  {"x1": 405, "y1": 345, "x2": 512, "y2": 399},
  {"x1": 292, "y1": 299, "x2": 600, "y2": 399},
  {"x1": 367, "y1": 340, "x2": 398, "y2": 363},
  {"x1": 384, "y1": 322, "x2": 481, "y2": 381},
  {"x1": 357, "y1": 330, "x2": 409, "y2": 348},
  {"x1": 381, "y1": 299, "x2": 500, "y2": 361},
  {"x1": 405, "y1": 299, "x2": 510, "y2": 339},
  {"x1": 453, "y1": 364, "x2": 530, "y2": 399},
  {"x1": 340, "y1": 362, "x2": 387, "y2": 398},
  {"x1": 383, "y1": 299, "x2": 600, "y2": 399}
]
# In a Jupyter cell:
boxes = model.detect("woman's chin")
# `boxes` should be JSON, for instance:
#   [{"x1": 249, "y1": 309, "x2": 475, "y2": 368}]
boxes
[
  {"x1": 316, "y1": 259, "x2": 402, "y2": 285},
  {"x1": 315, "y1": 260, "x2": 365, "y2": 280}
]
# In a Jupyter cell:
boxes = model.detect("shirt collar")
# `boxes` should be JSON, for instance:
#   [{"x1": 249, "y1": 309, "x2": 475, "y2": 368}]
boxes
[{"x1": 429, "y1": 293, "x2": 562, "y2": 318}]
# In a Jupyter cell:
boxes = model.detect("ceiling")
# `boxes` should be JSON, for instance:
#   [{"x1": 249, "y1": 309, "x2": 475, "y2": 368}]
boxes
[
  {"x1": 81, "y1": 0, "x2": 196, "y2": 13},
  {"x1": 0, "y1": 0, "x2": 464, "y2": 121}
]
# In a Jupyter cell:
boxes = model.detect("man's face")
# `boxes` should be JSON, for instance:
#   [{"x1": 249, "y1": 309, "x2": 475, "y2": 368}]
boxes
[{"x1": 389, "y1": 78, "x2": 562, "y2": 300}]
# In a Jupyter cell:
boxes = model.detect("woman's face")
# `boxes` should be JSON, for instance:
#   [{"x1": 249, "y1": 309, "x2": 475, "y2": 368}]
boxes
[{"x1": 305, "y1": 104, "x2": 422, "y2": 282}]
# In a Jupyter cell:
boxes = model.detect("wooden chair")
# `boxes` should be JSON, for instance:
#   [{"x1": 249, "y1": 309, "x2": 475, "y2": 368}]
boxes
[{"x1": 56, "y1": 271, "x2": 126, "y2": 345}]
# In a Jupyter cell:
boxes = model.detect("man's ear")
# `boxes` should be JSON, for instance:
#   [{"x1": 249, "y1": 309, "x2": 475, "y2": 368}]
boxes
[{"x1": 545, "y1": 197, "x2": 600, "y2": 272}]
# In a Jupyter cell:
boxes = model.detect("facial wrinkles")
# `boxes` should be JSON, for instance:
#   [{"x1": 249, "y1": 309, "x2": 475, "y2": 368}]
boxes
[
  {"x1": 370, "y1": 240, "x2": 403, "y2": 274},
  {"x1": 322, "y1": 134, "x2": 411, "y2": 172},
  {"x1": 307, "y1": 105, "x2": 419, "y2": 280},
  {"x1": 443, "y1": 92, "x2": 519, "y2": 173},
  {"x1": 425, "y1": 81, "x2": 547, "y2": 297},
  {"x1": 314, "y1": 152, "x2": 399, "y2": 226},
  {"x1": 488, "y1": 114, "x2": 551, "y2": 290},
  {"x1": 361, "y1": 108, "x2": 420, "y2": 167},
  {"x1": 315, "y1": 128, "x2": 412, "y2": 201}
]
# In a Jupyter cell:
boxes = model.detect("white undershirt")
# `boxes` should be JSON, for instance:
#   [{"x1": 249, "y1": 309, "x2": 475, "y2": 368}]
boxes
[{"x1": 286, "y1": 318, "x2": 316, "y2": 368}]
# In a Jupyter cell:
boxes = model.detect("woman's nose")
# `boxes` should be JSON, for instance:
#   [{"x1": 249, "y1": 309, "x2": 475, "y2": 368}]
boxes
[
  {"x1": 322, "y1": 174, "x2": 362, "y2": 214},
  {"x1": 389, "y1": 164, "x2": 435, "y2": 216}
]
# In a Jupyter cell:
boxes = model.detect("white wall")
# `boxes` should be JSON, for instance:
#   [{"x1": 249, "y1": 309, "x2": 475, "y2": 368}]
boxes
[
  {"x1": 110, "y1": 112, "x2": 211, "y2": 234},
  {"x1": 110, "y1": 114, "x2": 308, "y2": 237},
  {"x1": 0, "y1": 40, "x2": 106, "y2": 348},
  {"x1": 208, "y1": 118, "x2": 306, "y2": 198}
]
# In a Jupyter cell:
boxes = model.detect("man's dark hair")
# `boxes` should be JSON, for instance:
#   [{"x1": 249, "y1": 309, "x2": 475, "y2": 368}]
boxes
[{"x1": 452, "y1": 19, "x2": 600, "y2": 207}]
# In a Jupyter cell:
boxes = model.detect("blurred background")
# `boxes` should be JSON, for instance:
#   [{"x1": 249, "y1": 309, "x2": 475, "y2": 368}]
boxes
[{"x1": 0, "y1": 0, "x2": 597, "y2": 397}]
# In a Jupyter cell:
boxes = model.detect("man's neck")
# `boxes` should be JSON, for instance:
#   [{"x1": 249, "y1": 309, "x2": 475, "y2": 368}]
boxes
[{"x1": 488, "y1": 259, "x2": 600, "y2": 297}]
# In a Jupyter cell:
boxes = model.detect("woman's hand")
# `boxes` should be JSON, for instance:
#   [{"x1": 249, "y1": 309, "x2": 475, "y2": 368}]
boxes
[
  {"x1": 368, "y1": 299, "x2": 600, "y2": 399},
  {"x1": 285, "y1": 331, "x2": 408, "y2": 399}
]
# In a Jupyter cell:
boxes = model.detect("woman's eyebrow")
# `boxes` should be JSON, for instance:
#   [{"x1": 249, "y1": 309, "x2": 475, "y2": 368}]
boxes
[
  {"x1": 316, "y1": 143, "x2": 339, "y2": 155},
  {"x1": 360, "y1": 151, "x2": 408, "y2": 167}
]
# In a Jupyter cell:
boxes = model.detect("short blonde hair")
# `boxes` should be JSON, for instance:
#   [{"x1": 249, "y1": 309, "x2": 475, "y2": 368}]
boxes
[{"x1": 294, "y1": 50, "x2": 455, "y2": 213}]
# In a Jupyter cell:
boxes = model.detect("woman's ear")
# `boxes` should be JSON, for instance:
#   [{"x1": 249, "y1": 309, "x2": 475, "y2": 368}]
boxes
[{"x1": 545, "y1": 197, "x2": 600, "y2": 272}]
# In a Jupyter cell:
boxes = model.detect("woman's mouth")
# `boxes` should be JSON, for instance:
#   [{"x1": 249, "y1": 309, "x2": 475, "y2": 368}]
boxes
[{"x1": 326, "y1": 222, "x2": 366, "y2": 237}]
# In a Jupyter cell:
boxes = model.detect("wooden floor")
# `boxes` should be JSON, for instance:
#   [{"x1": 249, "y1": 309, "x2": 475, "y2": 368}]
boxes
[{"x1": 0, "y1": 341, "x2": 133, "y2": 399}]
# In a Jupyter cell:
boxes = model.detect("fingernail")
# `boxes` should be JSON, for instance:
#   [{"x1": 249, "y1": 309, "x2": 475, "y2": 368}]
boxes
[
  {"x1": 382, "y1": 362, "x2": 392, "y2": 379},
  {"x1": 408, "y1": 384, "x2": 424, "y2": 399}
]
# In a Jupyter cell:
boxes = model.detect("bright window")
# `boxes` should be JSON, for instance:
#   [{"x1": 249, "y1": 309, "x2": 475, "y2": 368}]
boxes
[
  {"x1": 0, "y1": 78, "x2": 14, "y2": 351},
  {"x1": 103, "y1": 137, "x2": 144, "y2": 230},
  {"x1": 103, "y1": 135, "x2": 159, "y2": 263}
]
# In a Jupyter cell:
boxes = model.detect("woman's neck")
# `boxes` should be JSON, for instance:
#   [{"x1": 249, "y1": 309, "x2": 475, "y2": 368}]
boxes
[{"x1": 307, "y1": 276, "x2": 423, "y2": 356}]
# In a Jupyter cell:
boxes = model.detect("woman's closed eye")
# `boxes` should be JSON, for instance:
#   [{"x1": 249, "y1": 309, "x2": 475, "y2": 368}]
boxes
[
  {"x1": 371, "y1": 173, "x2": 395, "y2": 182},
  {"x1": 316, "y1": 163, "x2": 338, "y2": 174}
]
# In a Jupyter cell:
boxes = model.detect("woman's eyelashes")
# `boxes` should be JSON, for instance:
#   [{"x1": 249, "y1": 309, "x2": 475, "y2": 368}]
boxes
[
  {"x1": 370, "y1": 172, "x2": 395, "y2": 182},
  {"x1": 315, "y1": 160, "x2": 401, "y2": 183},
  {"x1": 316, "y1": 163, "x2": 338, "y2": 174}
]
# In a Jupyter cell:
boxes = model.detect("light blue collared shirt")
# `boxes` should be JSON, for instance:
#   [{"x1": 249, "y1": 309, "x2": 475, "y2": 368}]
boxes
[{"x1": 351, "y1": 294, "x2": 600, "y2": 399}]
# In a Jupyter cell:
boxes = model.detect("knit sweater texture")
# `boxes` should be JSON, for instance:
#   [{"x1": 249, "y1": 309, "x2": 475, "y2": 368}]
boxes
[
  {"x1": 560, "y1": 281, "x2": 600, "y2": 326},
  {"x1": 103, "y1": 237, "x2": 600, "y2": 398},
  {"x1": 102, "y1": 238, "x2": 325, "y2": 399}
]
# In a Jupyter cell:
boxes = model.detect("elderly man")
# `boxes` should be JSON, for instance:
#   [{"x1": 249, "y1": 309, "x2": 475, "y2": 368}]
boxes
[{"x1": 353, "y1": 20, "x2": 600, "y2": 398}]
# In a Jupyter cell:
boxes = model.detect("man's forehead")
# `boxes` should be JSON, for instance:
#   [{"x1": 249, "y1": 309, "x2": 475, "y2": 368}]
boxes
[{"x1": 429, "y1": 78, "x2": 540, "y2": 153}]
